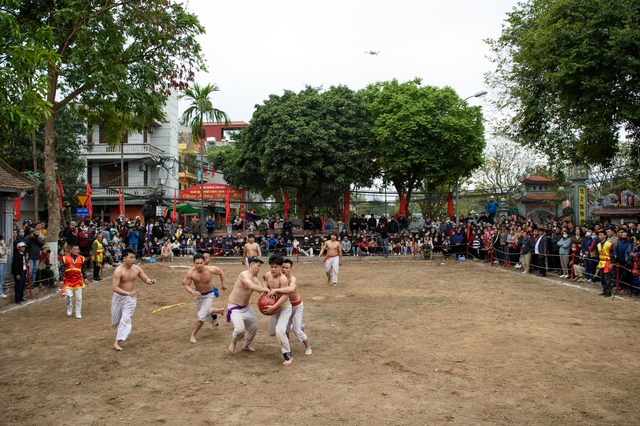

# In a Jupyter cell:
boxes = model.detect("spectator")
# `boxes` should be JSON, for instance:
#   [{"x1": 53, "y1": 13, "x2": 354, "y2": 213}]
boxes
[
  {"x1": 485, "y1": 196, "x2": 499, "y2": 224},
  {"x1": 23, "y1": 228, "x2": 44, "y2": 285},
  {"x1": 409, "y1": 216, "x2": 422, "y2": 237},
  {"x1": 190, "y1": 217, "x2": 203, "y2": 238},
  {"x1": 152, "y1": 219, "x2": 164, "y2": 241},
  {"x1": 303, "y1": 214, "x2": 313, "y2": 232},
  {"x1": 341, "y1": 235, "x2": 352, "y2": 256},
  {"x1": 274, "y1": 217, "x2": 283, "y2": 234},
  {"x1": 205, "y1": 215, "x2": 217, "y2": 235},
  {"x1": 358, "y1": 236, "x2": 370, "y2": 256},
  {"x1": 233, "y1": 215, "x2": 243, "y2": 231},
  {"x1": 581, "y1": 229, "x2": 598, "y2": 282},
  {"x1": 349, "y1": 214, "x2": 359, "y2": 235},
  {"x1": 387, "y1": 217, "x2": 399, "y2": 235},
  {"x1": 282, "y1": 217, "x2": 293, "y2": 234},
  {"x1": 61, "y1": 201, "x2": 72, "y2": 225},
  {"x1": 420, "y1": 235, "x2": 434, "y2": 261},
  {"x1": 397, "y1": 215, "x2": 408, "y2": 232},
  {"x1": 12, "y1": 242, "x2": 27, "y2": 304},
  {"x1": 160, "y1": 240, "x2": 173, "y2": 262},
  {"x1": 313, "y1": 214, "x2": 323, "y2": 233},
  {"x1": 557, "y1": 231, "x2": 572, "y2": 278},
  {"x1": 142, "y1": 200, "x2": 154, "y2": 225},
  {"x1": 518, "y1": 230, "x2": 534, "y2": 273},
  {"x1": 367, "y1": 214, "x2": 377, "y2": 233},
  {"x1": 534, "y1": 228, "x2": 548, "y2": 277},
  {"x1": 299, "y1": 237, "x2": 313, "y2": 257},
  {"x1": 0, "y1": 235, "x2": 9, "y2": 298},
  {"x1": 378, "y1": 222, "x2": 390, "y2": 258}
]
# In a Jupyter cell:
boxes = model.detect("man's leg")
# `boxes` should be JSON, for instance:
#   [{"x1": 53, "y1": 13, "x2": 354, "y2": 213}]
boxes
[
  {"x1": 276, "y1": 305, "x2": 293, "y2": 365},
  {"x1": 111, "y1": 293, "x2": 137, "y2": 350},
  {"x1": 74, "y1": 288, "x2": 83, "y2": 318}
]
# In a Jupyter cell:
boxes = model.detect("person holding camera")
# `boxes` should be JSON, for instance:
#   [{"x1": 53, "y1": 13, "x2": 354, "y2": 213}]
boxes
[{"x1": 23, "y1": 226, "x2": 44, "y2": 286}]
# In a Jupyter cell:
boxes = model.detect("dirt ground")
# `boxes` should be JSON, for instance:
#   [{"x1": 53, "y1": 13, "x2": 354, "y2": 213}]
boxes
[{"x1": 1, "y1": 255, "x2": 640, "y2": 425}]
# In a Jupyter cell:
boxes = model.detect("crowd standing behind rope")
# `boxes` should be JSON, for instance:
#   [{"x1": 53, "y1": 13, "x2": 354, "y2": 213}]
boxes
[{"x1": 5, "y1": 210, "x2": 640, "y2": 304}]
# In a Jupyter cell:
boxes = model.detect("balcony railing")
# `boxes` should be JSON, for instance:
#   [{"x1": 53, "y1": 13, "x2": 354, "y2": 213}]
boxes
[
  {"x1": 91, "y1": 186, "x2": 157, "y2": 198},
  {"x1": 84, "y1": 143, "x2": 165, "y2": 157}
]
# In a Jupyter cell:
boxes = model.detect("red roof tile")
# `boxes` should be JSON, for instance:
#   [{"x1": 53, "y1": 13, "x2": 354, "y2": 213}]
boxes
[
  {"x1": 0, "y1": 158, "x2": 38, "y2": 192},
  {"x1": 515, "y1": 193, "x2": 556, "y2": 202},
  {"x1": 518, "y1": 174, "x2": 554, "y2": 183}
]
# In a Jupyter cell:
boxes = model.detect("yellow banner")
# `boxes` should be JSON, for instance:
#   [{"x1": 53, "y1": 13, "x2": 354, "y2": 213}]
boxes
[{"x1": 578, "y1": 186, "x2": 586, "y2": 224}]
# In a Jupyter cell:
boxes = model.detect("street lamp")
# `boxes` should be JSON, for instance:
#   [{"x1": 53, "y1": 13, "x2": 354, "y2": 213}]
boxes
[{"x1": 455, "y1": 90, "x2": 488, "y2": 224}]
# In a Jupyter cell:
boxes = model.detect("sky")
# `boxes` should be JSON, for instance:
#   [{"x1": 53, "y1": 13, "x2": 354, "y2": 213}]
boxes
[{"x1": 180, "y1": 0, "x2": 520, "y2": 123}]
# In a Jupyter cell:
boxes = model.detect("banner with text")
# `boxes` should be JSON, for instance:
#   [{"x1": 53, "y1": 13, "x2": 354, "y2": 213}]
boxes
[{"x1": 180, "y1": 183, "x2": 244, "y2": 201}]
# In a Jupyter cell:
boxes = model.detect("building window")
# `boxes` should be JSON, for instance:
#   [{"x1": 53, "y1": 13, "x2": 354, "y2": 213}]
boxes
[{"x1": 100, "y1": 162, "x2": 128, "y2": 187}]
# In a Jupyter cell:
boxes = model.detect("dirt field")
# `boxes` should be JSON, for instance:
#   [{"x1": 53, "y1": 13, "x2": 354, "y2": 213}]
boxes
[{"x1": 1, "y1": 255, "x2": 640, "y2": 425}]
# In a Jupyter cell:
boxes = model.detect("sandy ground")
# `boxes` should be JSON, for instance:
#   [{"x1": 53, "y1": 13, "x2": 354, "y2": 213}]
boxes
[{"x1": 1, "y1": 255, "x2": 640, "y2": 425}]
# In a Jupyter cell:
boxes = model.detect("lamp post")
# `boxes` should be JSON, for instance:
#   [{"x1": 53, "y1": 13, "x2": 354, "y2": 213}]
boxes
[{"x1": 454, "y1": 90, "x2": 488, "y2": 224}]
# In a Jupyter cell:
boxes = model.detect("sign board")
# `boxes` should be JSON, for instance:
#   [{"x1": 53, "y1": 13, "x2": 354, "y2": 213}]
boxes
[
  {"x1": 578, "y1": 185, "x2": 587, "y2": 225},
  {"x1": 156, "y1": 206, "x2": 165, "y2": 217},
  {"x1": 76, "y1": 194, "x2": 89, "y2": 207},
  {"x1": 76, "y1": 207, "x2": 90, "y2": 217},
  {"x1": 180, "y1": 183, "x2": 244, "y2": 201}
]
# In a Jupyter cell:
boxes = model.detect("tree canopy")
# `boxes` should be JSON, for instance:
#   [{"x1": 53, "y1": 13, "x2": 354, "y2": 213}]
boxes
[
  {"x1": 363, "y1": 78, "x2": 485, "y2": 207},
  {"x1": 213, "y1": 85, "x2": 378, "y2": 218},
  {"x1": 1, "y1": 0, "x2": 206, "y2": 239},
  {"x1": 486, "y1": 0, "x2": 640, "y2": 167}
]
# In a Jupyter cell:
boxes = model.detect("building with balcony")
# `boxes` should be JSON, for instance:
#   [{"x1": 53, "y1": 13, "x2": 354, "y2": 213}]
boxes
[{"x1": 83, "y1": 94, "x2": 181, "y2": 221}]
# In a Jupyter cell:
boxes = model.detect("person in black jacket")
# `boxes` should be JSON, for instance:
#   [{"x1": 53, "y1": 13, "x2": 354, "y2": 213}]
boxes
[
  {"x1": 349, "y1": 214, "x2": 359, "y2": 236},
  {"x1": 12, "y1": 242, "x2": 28, "y2": 304},
  {"x1": 534, "y1": 228, "x2": 548, "y2": 277}
]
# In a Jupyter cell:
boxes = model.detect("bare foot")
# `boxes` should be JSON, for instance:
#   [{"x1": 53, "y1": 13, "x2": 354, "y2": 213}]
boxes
[
  {"x1": 333, "y1": 283, "x2": 337, "y2": 287},
  {"x1": 228, "y1": 342, "x2": 236, "y2": 354},
  {"x1": 242, "y1": 346, "x2": 256, "y2": 352},
  {"x1": 112, "y1": 323, "x2": 119, "y2": 329},
  {"x1": 211, "y1": 321, "x2": 219, "y2": 329},
  {"x1": 114, "y1": 341, "x2": 123, "y2": 351},
  {"x1": 190, "y1": 334, "x2": 197, "y2": 344},
  {"x1": 210, "y1": 307, "x2": 224, "y2": 315},
  {"x1": 283, "y1": 357, "x2": 293, "y2": 366}
]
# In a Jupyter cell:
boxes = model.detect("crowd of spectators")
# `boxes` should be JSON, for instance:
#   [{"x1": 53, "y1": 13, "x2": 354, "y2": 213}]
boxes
[{"x1": 4, "y1": 206, "x2": 640, "y2": 303}]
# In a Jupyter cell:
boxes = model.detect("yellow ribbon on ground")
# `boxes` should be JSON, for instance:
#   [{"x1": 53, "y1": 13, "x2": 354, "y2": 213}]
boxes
[{"x1": 152, "y1": 302, "x2": 185, "y2": 314}]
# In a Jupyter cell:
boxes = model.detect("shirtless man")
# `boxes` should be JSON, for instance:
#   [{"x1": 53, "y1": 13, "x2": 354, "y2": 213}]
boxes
[
  {"x1": 199, "y1": 250, "x2": 224, "y2": 327},
  {"x1": 268, "y1": 258, "x2": 312, "y2": 355},
  {"x1": 182, "y1": 253, "x2": 227, "y2": 343},
  {"x1": 242, "y1": 234, "x2": 261, "y2": 269},
  {"x1": 111, "y1": 248, "x2": 157, "y2": 351},
  {"x1": 226, "y1": 256, "x2": 267, "y2": 354},
  {"x1": 261, "y1": 255, "x2": 293, "y2": 365},
  {"x1": 317, "y1": 232, "x2": 343, "y2": 286}
]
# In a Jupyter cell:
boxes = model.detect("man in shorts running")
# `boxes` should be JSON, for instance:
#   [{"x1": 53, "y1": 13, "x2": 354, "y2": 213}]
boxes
[
  {"x1": 317, "y1": 232, "x2": 343, "y2": 286},
  {"x1": 182, "y1": 252, "x2": 227, "y2": 343},
  {"x1": 242, "y1": 234, "x2": 261, "y2": 269},
  {"x1": 111, "y1": 248, "x2": 157, "y2": 351}
]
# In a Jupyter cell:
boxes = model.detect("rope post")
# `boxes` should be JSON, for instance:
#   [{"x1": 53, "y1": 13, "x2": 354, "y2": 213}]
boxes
[{"x1": 613, "y1": 263, "x2": 620, "y2": 300}]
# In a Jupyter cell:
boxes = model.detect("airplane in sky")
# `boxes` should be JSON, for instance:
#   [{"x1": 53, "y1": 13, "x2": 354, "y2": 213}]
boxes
[{"x1": 365, "y1": 50, "x2": 380, "y2": 56}]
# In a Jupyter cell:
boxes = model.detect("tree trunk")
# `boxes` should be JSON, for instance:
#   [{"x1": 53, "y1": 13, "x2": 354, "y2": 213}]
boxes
[{"x1": 44, "y1": 69, "x2": 61, "y2": 244}]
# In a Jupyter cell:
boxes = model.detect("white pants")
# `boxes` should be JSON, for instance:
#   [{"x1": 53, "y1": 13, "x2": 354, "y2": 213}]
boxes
[
  {"x1": 300, "y1": 248, "x2": 313, "y2": 257},
  {"x1": 195, "y1": 293, "x2": 215, "y2": 323},
  {"x1": 228, "y1": 303, "x2": 257, "y2": 348},
  {"x1": 65, "y1": 288, "x2": 82, "y2": 317},
  {"x1": 325, "y1": 256, "x2": 340, "y2": 284},
  {"x1": 268, "y1": 303, "x2": 292, "y2": 354},
  {"x1": 111, "y1": 293, "x2": 138, "y2": 341},
  {"x1": 286, "y1": 300, "x2": 307, "y2": 342}
]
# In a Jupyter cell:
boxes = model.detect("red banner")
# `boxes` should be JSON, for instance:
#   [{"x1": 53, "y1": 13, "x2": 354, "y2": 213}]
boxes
[
  {"x1": 172, "y1": 189, "x2": 177, "y2": 223},
  {"x1": 118, "y1": 189, "x2": 123, "y2": 216},
  {"x1": 225, "y1": 190, "x2": 231, "y2": 224},
  {"x1": 283, "y1": 189, "x2": 289, "y2": 218},
  {"x1": 398, "y1": 193, "x2": 407, "y2": 217},
  {"x1": 57, "y1": 176, "x2": 64, "y2": 208},
  {"x1": 447, "y1": 191, "x2": 454, "y2": 219},
  {"x1": 13, "y1": 197, "x2": 23, "y2": 222},
  {"x1": 86, "y1": 181, "x2": 93, "y2": 218},
  {"x1": 180, "y1": 183, "x2": 244, "y2": 201},
  {"x1": 343, "y1": 189, "x2": 350, "y2": 223}
]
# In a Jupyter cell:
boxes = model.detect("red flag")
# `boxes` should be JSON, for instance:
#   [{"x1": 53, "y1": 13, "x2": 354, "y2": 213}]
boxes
[
  {"x1": 225, "y1": 190, "x2": 231, "y2": 224},
  {"x1": 57, "y1": 176, "x2": 64, "y2": 208},
  {"x1": 183, "y1": 170, "x2": 187, "y2": 184},
  {"x1": 118, "y1": 189, "x2": 123, "y2": 216},
  {"x1": 172, "y1": 189, "x2": 177, "y2": 223},
  {"x1": 398, "y1": 193, "x2": 407, "y2": 217},
  {"x1": 211, "y1": 165, "x2": 215, "y2": 178},
  {"x1": 85, "y1": 181, "x2": 93, "y2": 219},
  {"x1": 343, "y1": 189, "x2": 350, "y2": 223},
  {"x1": 283, "y1": 189, "x2": 290, "y2": 218},
  {"x1": 13, "y1": 197, "x2": 23, "y2": 222},
  {"x1": 447, "y1": 191, "x2": 454, "y2": 219}
]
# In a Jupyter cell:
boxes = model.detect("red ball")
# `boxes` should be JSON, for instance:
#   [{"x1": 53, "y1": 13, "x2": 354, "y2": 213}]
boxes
[{"x1": 257, "y1": 294, "x2": 277, "y2": 316}]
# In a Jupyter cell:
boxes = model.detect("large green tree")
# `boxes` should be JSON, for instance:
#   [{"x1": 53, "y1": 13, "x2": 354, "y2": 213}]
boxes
[
  {"x1": 213, "y1": 85, "x2": 378, "y2": 218},
  {"x1": 1, "y1": 0, "x2": 206, "y2": 240},
  {"x1": 363, "y1": 78, "x2": 485, "y2": 209},
  {"x1": 486, "y1": 0, "x2": 640, "y2": 168}
]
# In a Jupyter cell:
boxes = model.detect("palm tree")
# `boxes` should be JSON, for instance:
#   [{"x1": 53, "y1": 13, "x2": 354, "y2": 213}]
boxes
[{"x1": 179, "y1": 82, "x2": 229, "y2": 221}]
